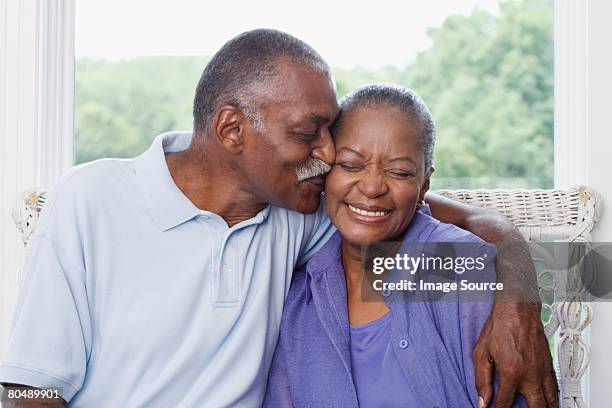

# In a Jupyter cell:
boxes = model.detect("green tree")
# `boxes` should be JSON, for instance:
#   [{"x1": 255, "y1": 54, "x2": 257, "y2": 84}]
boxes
[
  {"x1": 402, "y1": 0, "x2": 554, "y2": 188},
  {"x1": 75, "y1": 56, "x2": 207, "y2": 163}
]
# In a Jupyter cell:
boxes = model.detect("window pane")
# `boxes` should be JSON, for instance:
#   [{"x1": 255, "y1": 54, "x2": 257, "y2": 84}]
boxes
[{"x1": 76, "y1": 0, "x2": 553, "y2": 188}]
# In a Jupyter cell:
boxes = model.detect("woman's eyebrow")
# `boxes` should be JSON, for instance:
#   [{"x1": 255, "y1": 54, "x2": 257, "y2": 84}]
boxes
[
  {"x1": 387, "y1": 156, "x2": 417, "y2": 166},
  {"x1": 336, "y1": 147, "x2": 365, "y2": 157}
]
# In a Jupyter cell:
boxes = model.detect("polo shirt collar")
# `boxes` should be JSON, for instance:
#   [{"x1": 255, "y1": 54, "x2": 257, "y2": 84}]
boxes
[{"x1": 134, "y1": 131, "x2": 204, "y2": 231}]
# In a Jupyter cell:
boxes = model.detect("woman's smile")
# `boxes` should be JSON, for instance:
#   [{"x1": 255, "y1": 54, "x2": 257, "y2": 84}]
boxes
[{"x1": 345, "y1": 202, "x2": 393, "y2": 223}]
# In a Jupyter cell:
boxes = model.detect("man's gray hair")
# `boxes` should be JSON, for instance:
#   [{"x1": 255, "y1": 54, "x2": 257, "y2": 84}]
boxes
[
  {"x1": 193, "y1": 28, "x2": 331, "y2": 139},
  {"x1": 336, "y1": 84, "x2": 436, "y2": 171}
]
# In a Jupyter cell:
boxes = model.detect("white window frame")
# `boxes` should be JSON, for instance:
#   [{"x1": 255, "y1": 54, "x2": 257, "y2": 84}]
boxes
[
  {"x1": 555, "y1": 1, "x2": 612, "y2": 406},
  {"x1": 554, "y1": 0, "x2": 589, "y2": 190},
  {"x1": 0, "y1": 0, "x2": 74, "y2": 355},
  {"x1": 554, "y1": 1, "x2": 590, "y2": 403},
  {"x1": 3, "y1": 0, "x2": 611, "y2": 405}
]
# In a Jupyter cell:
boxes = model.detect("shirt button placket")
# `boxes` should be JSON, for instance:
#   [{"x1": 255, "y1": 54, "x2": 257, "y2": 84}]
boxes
[{"x1": 215, "y1": 234, "x2": 239, "y2": 305}]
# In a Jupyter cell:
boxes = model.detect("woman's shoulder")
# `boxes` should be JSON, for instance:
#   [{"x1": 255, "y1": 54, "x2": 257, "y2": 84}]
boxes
[
  {"x1": 408, "y1": 208, "x2": 496, "y2": 262},
  {"x1": 285, "y1": 264, "x2": 310, "y2": 308},
  {"x1": 284, "y1": 231, "x2": 343, "y2": 325},
  {"x1": 282, "y1": 264, "x2": 320, "y2": 325},
  {"x1": 430, "y1": 219, "x2": 486, "y2": 244},
  {"x1": 414, "y1": 207, "x2": 486, "y2": 245}
]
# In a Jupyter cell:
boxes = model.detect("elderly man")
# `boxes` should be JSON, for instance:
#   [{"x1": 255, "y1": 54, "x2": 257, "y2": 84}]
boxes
[{"x1": 0, "y1": 29, "x2": 556, "y2": 407}]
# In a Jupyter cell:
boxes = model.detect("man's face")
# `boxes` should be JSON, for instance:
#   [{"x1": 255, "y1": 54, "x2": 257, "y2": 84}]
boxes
[{"x1": 241, "y1": 60, "x2": 339, "y2": 214}]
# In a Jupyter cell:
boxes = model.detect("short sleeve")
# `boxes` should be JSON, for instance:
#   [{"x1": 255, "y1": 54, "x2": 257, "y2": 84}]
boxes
[
  {"x1": 0, "y1": 234, "x2": 91, "y2": 402},
  {"x1": 296, "y1": 198, "x2": 336, "y2": 267}
]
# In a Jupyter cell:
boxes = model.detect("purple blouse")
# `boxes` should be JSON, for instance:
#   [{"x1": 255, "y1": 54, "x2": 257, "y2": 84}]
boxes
[{"x1": 264, "y1": 208, "x2": 527, "y2": 407}]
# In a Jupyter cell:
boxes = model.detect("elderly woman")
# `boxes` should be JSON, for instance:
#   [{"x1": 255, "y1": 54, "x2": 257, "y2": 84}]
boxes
[{"x1": 263, "y1": 84, "x2": 525, "y2": 407}]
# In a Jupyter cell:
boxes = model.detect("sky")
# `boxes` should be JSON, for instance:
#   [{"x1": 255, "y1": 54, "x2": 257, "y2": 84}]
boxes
[{"x1": 76, "y1": 0, "x2": 499, "y2": 69}]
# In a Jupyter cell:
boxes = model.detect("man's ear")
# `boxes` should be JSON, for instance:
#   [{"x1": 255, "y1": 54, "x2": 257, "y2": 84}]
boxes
[{"x1": 213, "y1": 105, "x2": 247, "y2": 153}]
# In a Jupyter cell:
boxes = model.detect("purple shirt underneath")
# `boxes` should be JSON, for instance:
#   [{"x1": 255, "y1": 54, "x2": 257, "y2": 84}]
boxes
[{"x1": 350, "y1": 311, "x2": 419, "y2": 408}]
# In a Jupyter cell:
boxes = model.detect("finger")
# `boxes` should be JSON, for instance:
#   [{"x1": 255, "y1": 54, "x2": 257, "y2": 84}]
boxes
[
  {"x1": 520, "y1": 385, "x2": 547, "y2": 408},
  {"x1": 542, "y1": 370, "x2": 560, "y2": 408},
  {"x1": 493, "y1": 376, "x2": 519, "y2": 408},
  {"x1": 473, "y1": 347, "x2": 494, "y2": 407}
]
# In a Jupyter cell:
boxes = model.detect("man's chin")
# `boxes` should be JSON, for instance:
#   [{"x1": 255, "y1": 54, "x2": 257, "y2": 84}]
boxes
[
  {"x1": 286, "y1": 193, "x2": 322, "y2": 214},
  {"x1": 281, "y1": 180, "x2": 324, "y2": 213}
]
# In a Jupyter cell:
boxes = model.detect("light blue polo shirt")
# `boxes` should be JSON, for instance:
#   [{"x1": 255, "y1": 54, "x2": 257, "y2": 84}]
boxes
[{"x1": 0, "y1": 132, "x2": 334, "y2": 407}]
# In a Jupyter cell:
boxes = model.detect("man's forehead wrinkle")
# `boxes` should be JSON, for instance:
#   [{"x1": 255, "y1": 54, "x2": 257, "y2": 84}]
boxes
[
  {"x1": 284, "y1": 111, "x2": 338, "y2": 128},
  {"x1": 256, "y1": 61, "x2": 338, "y2": 126},
  {"x1": 269, "y1": 97, "x2": 332, "y2": 125}
]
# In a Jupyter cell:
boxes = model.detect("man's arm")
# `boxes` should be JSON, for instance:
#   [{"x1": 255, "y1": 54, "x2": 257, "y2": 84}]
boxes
[
  {"x1": 1, "y1": 384, "x2": 67, "y2": 407},
  {"x1": 426, "y1": 192, "x2": 559, "y2": 408}
]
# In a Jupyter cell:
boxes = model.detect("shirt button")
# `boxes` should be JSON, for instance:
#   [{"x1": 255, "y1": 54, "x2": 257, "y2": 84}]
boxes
[
  {"x1": 399, "y1": 339, "x2": 409, "y2": 349},
  {"x1": 222, "y1": 264, "x2": 228, "y2": 274}
]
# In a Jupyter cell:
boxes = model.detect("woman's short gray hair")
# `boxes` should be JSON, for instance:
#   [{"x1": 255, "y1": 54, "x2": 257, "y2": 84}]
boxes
[{"x1": 336, "y1": 84, "x2": 436, "y2": 171}]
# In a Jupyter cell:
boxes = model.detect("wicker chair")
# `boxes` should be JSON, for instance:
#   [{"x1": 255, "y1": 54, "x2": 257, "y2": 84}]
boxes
[
  {"x1": 437, "y1": 186, "x2": 601, "y2": 408},
  {"x1": 12, "y1": 186, "x2": 601, "y2": 408}
]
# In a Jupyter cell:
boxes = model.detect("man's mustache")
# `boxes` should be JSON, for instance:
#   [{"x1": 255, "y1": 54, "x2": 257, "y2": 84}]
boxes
[{"x1": 296, "y1": 158, "x2": 332, "y2": 182}]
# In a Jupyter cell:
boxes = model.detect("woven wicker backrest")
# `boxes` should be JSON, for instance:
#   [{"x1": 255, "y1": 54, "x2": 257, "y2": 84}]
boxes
[{"x1": 436, "y1": 186, "x2": 601, "y2": 242}]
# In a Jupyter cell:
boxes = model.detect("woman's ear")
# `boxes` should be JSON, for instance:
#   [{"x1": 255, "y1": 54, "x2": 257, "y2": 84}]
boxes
[{"x1": 419, "y1": 167, "x2": 434, "y2": 202}]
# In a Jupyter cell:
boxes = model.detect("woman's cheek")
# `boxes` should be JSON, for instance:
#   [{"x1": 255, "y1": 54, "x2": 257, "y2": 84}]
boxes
[
  {"x1": 323, "y1": 167, "x2": 343, "y2": 217},
  {"x1": 324, "y1": 167, "x2": 346, "y2": 198},
  {"x1": 389, "y1": 182, "x2": 420, "y2": 218}
]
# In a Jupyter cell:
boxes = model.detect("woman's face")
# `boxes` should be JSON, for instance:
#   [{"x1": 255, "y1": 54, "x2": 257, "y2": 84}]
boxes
[{"x1": 325, "y1": 105, "x2": 430, "y2": 246}]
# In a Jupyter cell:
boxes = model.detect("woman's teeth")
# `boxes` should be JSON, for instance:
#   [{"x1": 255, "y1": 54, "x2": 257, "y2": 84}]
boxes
[{"x1": 347, "y1": 204, "x2": 389, "y2": 217}]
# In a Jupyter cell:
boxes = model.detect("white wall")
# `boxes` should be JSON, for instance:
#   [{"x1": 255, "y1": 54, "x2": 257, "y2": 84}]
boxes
[
  {"x1": 556, "y1": 0, "x2": 612, "y2": 404},
  {"x1": 585, "y1": 0, "x2": 612, "y2": 405},
  {"x1": 0, "y1": 0, "x2": 40, "y2": 359}
]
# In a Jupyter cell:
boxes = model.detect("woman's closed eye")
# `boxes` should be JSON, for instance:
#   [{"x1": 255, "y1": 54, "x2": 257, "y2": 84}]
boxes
[{"x1": 386, "y1": 169, "x2": 416, "y2": 179}]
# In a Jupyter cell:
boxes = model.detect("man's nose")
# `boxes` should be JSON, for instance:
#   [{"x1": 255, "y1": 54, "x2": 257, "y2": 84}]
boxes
[
  {"x1": 357, "y1": 169, "x2": 388, "y2": 199},
  {"x1": 310, "y1": 127, "x2": 335, "y2": 166}
]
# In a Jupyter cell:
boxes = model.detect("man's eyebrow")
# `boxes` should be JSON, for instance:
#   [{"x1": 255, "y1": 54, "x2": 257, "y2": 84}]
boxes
[
  {"x1": 289, "y1": 113, "x2": 333, "y2": 129},
  {"x1": 337, "y1": 147, "x2": 365, "y2": 158},
  {"x1": 306, "y1": 113, "x2": 332, "y2": 125}
]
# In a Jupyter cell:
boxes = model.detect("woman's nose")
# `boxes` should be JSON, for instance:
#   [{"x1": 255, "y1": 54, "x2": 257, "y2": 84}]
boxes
[{"x1": 357, "y1": 169, "x2": 388, "y2": 198}]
